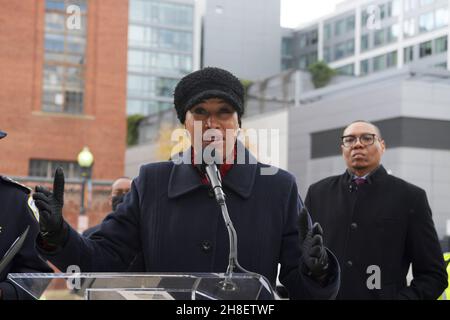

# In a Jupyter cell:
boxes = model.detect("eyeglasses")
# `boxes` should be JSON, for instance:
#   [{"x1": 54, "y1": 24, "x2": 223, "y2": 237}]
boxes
[{"x1": 341, "y1": 133, "x2": 379, "y2": 147}]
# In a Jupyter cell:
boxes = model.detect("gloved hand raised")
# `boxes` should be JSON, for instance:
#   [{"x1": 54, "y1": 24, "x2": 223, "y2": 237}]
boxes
[
  {"x1": 32, "y1": 167, "x2": 67, "y2": 246},
  {"x1": 298, "y1": 207, "x2": 329, "y2": 280}
]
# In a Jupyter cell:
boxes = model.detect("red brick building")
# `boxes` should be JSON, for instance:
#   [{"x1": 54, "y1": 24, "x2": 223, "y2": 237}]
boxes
[
  {"x1": 0, "y1": 0, "x2": 128, "y2": 179},
  {"x1": 0, "y1": 0, "x2": 129, "y2": 230}
]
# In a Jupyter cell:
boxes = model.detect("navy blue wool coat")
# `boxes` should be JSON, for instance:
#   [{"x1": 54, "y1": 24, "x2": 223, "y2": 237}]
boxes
[{"x1": 40, "y1": 148, "x2": 340, "y2": 299}]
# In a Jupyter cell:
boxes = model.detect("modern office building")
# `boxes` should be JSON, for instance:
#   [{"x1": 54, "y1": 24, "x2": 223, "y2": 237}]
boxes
[
  {"x1": 129, "y1": 0, "x2": 283, "y2": 145},
  {"x1": 282, "y1": 0, "x2": 450, "y2": 76},
  {"x1": 126, "y1": 0, "x2": 199, "y2": 119}
]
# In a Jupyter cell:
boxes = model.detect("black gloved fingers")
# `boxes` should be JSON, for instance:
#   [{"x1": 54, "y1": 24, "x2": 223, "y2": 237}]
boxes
[
  {"x1": 32, "y1": 192, "x2": 50, "y2": 203},
  {"x1": 310, "y1": 233, "x2": 323, "y2": 247},
  {"x1": 38, "y1": 210, "x2": 51, "y2": 231},
  {"x1": 298, "y1": 207, "x2": 310, "y2": 242},
  {"x1": 35, "y1": 185, "x2": 52, "y2": 196},
  {"x1": 312, "y1": 222, "x2": 323, "y2": 236},
  {"x1": 53, "y1": 167, "x2": 65, "y2": 205},
  {"x1": 33, "y1": 199, "x2": 52, "y2": 213},
  {"x1": 309, "y1": 245, "x2": 323, "y2": 258},
  {"x1": 305, "y1": 257, "x2": 319, "y2": 268}
]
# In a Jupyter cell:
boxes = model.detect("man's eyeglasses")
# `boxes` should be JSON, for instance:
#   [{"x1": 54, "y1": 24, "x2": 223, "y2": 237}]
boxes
[{"x1": 341, "y1": 133, "x2": 379, "y2": 147}]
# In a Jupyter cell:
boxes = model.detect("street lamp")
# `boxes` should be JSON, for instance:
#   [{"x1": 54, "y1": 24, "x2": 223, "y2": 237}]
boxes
[{"x1": 77, "y1": 146, "x2": 94, "y2": 233}]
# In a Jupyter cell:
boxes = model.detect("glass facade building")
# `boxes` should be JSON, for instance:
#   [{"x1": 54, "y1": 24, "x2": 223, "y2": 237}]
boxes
[
  {"x1": 127, "y1": 0, "x2": 195, "y2": 117},
  {"x1": 283, "y1": 0, "x2": 449, "y2": 76}
]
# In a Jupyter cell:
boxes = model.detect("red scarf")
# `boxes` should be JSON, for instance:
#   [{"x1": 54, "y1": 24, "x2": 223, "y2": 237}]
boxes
[{"x1": 192, "y1": 147, "x2": 236, "y2": 185}]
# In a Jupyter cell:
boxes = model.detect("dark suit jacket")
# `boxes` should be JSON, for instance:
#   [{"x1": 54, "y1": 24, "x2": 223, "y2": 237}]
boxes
[
  {"x1": 0, "y1": 177, "x2": 52, "y2": 300},
  {"x1": 39, "y1": 147, "x2": 340, "y2": 299},
  {"x1": 305, "y1": 165, "x2": 448, "y2": 299}
]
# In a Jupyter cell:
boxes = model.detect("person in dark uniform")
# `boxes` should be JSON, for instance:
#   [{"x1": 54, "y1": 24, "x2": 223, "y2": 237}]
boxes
[
  {"x1": 0, "y1": 129, "x2": 52, "y2": 300},
  {"x1": 305, "y1": 120, "x2": 448, "y2": 299},
  {"x1": 32, "y1": 67, "x2": 340, "y2": 299}
]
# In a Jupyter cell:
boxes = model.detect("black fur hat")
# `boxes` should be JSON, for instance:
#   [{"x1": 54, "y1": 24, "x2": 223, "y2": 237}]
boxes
[{"x1": 173, "y1": 67, "x2": 244, "y2": 124}]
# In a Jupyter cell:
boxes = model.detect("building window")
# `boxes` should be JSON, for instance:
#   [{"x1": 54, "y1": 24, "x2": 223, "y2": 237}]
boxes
[
  {"x1": 282, "y1": 37, "x2": 293, "y2": 56},
  {"x1": 361, "y1": 34, "x2": 369, "y2": 52},
  {"x1": 128, "y1": 26, "x2": 193, "y2": 52},
  {"x1": 335, "y1": 19, "x2": 344, "y2": 36},
  {"x1": 379, "y1": 3, "x2": 387, "y2": 20},
  {"x1": 419, "y1": 11, "x2": 434, "y2": 33},
  {"x1": 129, "y1": 0, "x2": 193, "y2": 26},
  {"x1": 128, "y1": 50, "x2": 192, "y2": 74},
  {"x1": 435, "y1": 8, "x2": 449, "y2": 29},
  {"x1": 324, "y1": 23, "x2": 332, "y2": 40},
  {"x1": 309, "y1": 30, "x2": 318, "y2": 45},
  {"x1": 333, "y1": 39, "x2": 354, "y2": 61},
  {"x1": 361, "y1": 10, "x2": 369, "y2": 28},
  {"x1": 281, "y1": 59, "x2": 292, "y2": 70},
  {"x1": 419, "y1": 40, "x2": 433, "y2": 58},
  {"x1": 299, "y1": 34, "x2": 307, "y2": 47},
  {"x1": 404, "y1": 0, "x2": 417, "y2": 12},
  {"x1": 435, "y1": 36, "x2": 448, "y2": 54},
  {"x1": 308, "y1": 52, "x2": 318, "y2": 65},
  {"x1": 434, "y1": 62, "x2": 447, "y2": 69},
  {"x1": 324, "y1": 47, "x2": 332, "y2": 62},
  {"x1": 360, "y1": 59, "x2": 369, "y2": 75},
  {"x1": 335, "y1": 64, "x2": 354, "y2": 76},
  {"x1": 386, "y1": 51, "x2": 397, "y2": 67},
  {"x1": 372, "y1": 51, "x2": 397, "y2": 72},
  {"x1": 404, "y1": 46, "x2": 414, "y2": 63},
  {"x1": 298, "y1": 51, "x2": 317, "y2": 70},
  {"x1": 374, "y1": 29, "x2": 385, "y2": 47},
  {"x1": 387, "y1": 24, "x2": 400, "y2": 43},
  {"x1": 29, "y1": 159, "x2": 82, "y2": 179},
  {"x1": 392, "y1": 0, "x2": 401, "y2": 16},
  {"x1": 127, "y1": 74, "x2": 178, "y2": 98},
  {"x1": 126, "y1": 99, "x2": 172, "y2": 116},
  {"x1": 346, "y1": 16, "x2": 355, "y2": 32},
  {"x1": 419, "y1": 0, "x2": 434, "y2": 7},
  {"x1": 404, "y1": 18, "x2": 416, "y2": 38},
  {"x1": 373, "y1": 55, "x2": 386, "y2": 72},
  {"x1": 43, "y1": 0, "x2": 87, "y2": 114}
]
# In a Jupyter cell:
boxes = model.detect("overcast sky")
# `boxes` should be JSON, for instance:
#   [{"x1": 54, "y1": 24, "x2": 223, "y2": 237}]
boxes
[{"x1": 281, "y1": 0, "x2": 346, "y2": 28}]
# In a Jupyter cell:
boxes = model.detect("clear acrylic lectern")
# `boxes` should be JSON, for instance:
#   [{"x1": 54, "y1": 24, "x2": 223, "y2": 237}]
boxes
[{"x1": 7, "y1": 272, "x2": 275, "y2": 300}]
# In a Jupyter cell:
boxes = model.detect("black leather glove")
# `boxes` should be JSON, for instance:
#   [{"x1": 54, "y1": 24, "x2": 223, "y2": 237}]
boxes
[
  {"x1": 298, "y1": 207, "x2": 329, "y2": 280},
  {"x1": 32, "y1": 167, "x2": 68, "y2": 247}
]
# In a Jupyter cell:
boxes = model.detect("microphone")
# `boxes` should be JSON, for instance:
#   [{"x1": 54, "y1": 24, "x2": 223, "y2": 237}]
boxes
[
  {"x1": 349, "y1": 183, "x2": 357, "y2": 193},
  {"x1": 204, "y1": 163, "x2": 226, "y2": 204}
]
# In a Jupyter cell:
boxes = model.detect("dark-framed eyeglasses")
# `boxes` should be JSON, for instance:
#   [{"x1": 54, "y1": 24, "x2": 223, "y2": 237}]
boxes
[{"x1": 341, "y1": 133, "x2": 379, "y2": 147}]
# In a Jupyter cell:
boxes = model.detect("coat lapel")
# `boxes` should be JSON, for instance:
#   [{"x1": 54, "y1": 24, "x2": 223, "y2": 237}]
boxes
[{"x1": 167, "y1": 141, "x2": 258, "y2": 199}]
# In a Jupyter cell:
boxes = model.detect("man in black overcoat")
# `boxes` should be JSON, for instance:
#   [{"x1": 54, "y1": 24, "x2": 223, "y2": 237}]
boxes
[{"x1": 305, "y1": 120, "x2": 447, "y2": 299}]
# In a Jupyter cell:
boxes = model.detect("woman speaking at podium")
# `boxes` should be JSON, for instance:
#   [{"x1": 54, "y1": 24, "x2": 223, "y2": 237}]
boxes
[{"x1": 33, "y1": 67, "x2": 340, "y2": 300}]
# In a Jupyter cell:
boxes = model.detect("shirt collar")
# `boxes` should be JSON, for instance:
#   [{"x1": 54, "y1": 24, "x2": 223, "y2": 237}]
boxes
[{"x1": 345, "y1": 165, "x2": 386, "y2": 184}]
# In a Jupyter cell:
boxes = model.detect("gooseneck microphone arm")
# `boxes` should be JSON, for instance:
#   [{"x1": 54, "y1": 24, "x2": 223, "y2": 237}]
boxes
[
  {"x1": 204, "y1": 163, "x2": 239, "y2": 276},
  {"x1": 203, "y1": 161, "x2": 277, "y2": 298}
]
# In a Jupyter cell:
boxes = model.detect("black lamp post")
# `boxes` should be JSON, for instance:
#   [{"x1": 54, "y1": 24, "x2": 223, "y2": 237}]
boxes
[{"x1": 77, "y1": 146, "x2": 94, "y2": 232}]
